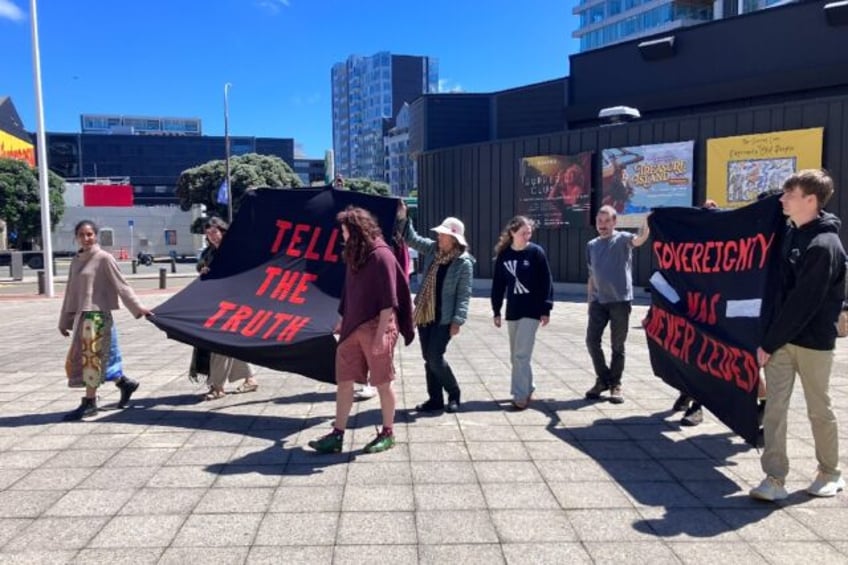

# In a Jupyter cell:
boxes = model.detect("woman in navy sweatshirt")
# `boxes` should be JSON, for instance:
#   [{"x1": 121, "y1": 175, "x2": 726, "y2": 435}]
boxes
[{"x1": 491, "y1": 216, "x2": 554, "y2": 410}]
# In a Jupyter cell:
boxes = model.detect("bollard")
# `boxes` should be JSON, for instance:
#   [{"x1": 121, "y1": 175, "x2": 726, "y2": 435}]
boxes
[
  {"x1": 131, "y1": 259, "x2": 138, "y2": 274},
  {"x1": 170, "y1": 257, "x2": 177, "y2": 274},
  {"x1": 159, "y1": 267, "x2": 167, "y2": 289},
  {"x1": 37, "y1": 270, "x2": 46, "y2": 295}
]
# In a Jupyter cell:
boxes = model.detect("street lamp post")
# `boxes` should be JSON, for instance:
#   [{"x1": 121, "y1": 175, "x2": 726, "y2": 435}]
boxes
[
  {"x1": 224, "y1": 82, "x2": 233, "y2": 223},
  {"x1": 30, "y1": 0, "x2": 54, "y2": 297}
]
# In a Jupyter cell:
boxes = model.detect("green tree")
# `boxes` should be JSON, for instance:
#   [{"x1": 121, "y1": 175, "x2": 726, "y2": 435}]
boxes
[
  {"x1": 0, "y1": 157, "x2": 65, "y2": 247},
  {"x1": 175, "y1": 153, "x2": 303, "y2": 217},
  {"x1": 344, "y1": 177, "x2": 391, "y2": 196}
]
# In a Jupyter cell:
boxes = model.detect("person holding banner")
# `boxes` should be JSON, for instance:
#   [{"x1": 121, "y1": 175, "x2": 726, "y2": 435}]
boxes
[
  {"x1": 192, "y1": 216, "x2": 258, "y2": 399},
  {"x1": 750, "y1": 169, "x2": 847, "y2": 502},
  {"x1": 398, "y1": 202, "x2": 474, "y2": 414},
  {"x1": 491, "y1": 216, "x2": 554, "y2": 411},
  {"x1": 59, "y1": 220, "x2": 152, "y2": 420},
  {"x1": 585, "y1": 205, "x2": 650, "y2": 404},
  {"x1": 309, "y1": 206, "x2": 415, "y2": 454}
]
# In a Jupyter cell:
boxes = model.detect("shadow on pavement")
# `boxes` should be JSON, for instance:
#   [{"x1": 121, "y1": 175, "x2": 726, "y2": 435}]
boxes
[{"x1": 535, "y1": 400, "x2": 778, "y2": 538}]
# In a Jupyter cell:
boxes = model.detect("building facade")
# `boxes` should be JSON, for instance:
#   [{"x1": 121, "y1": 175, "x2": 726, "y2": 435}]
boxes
[
  {"x1": 415, "y1": 0, "x2": 848, "y2": 285},
  {"x1": 293, "y1": 158, "x2": 327, "y2": 186},
  {"x1": 572, "y1": 0, "x2": 794, "y2": 52},
  {"x1": 41, "y1": 132, "x2": 295, "y2": 205},
  {"x1": 331, "y1": 52, "x2": 438, "y2": 181},
  {"x1": 384, "y1": 103, "x2": 415, "y2": 196},
  {"x1": 80, "y1": 114, "x2": 202, "y2": 136}
]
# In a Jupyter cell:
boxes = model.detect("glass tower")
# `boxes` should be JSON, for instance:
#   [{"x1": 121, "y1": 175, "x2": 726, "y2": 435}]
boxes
[
  {"x1": 332, "y1": 52, "x2": 437, "y2": 181},
  {"x1": 573, "y1": 0, "x2": 795, "y2": 52}
]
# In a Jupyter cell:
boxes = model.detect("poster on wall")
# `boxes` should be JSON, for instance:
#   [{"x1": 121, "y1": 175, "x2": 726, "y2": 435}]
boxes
[
  {"x1": 601, "y1": 141, "x2": 695, "y2": 228},
  {"x1": 0, "y1": 130, "x2": 35, "y2": 167},
  {"x1": 706, "y1": 127, "x2": 823, "y2": 208},
  {"x1": 517, "y1": 153, "x2": 591, "y2": 228}
]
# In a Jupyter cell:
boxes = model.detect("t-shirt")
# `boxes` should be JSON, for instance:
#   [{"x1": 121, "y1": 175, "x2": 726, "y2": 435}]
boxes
[
  {"x1": 338, "y1": 241, "x2": 409, "y2": 343},
  {"x1": 587, "y1": 230, "x2": 635, "y2": 304}
]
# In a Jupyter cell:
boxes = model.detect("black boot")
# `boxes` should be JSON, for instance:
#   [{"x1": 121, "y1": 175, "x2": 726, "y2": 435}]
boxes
[
  {"x1": 115, "y1": 376, "x2": 139, "y2": 409},
  {"x1": 63, "y1": 397, "x2": 98, "y2": 421}
]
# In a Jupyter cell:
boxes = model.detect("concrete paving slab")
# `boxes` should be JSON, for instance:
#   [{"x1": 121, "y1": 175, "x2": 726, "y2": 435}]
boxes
[{"x1": 1, "y1": 293, "x2": 847, "y2": 562}]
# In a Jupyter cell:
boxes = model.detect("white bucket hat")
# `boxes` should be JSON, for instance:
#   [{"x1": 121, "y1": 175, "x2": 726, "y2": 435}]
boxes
[{"x1": 431, "y1": 217, "x2": 467, "y2": 247}]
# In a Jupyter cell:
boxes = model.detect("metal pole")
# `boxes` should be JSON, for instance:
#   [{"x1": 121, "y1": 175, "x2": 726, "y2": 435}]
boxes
[
  {"x1": 224, "y1": 82, "x2": 233, "y2": 223},
  {"x1": 30, "y1": 0, "x2": 54, "y2": 297}
]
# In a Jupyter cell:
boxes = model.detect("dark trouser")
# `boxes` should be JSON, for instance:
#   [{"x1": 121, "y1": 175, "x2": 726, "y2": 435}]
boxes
[
  {"x1": 418, "y1": 323, "x2": 460, "y2": 406},
  {"x1": 586, "y1": 301, "x2": 631, "y2": 387}
]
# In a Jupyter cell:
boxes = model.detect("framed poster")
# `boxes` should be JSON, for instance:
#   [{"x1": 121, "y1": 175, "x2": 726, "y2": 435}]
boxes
[
  {"x1": 706, "y1": 128, "x2": 823, "y2": 208},
  {"x1": 601, "y1": 141, "x2": 695, "y2": 228},
  {"x1": 518, "y1": 152, "x2": 592, "y2": 228}
]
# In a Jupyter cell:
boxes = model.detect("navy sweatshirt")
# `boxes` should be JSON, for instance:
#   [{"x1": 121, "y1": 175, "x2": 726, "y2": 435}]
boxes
[{"x1": 491, "y1": 242, "x2": 554, "y2": 321}]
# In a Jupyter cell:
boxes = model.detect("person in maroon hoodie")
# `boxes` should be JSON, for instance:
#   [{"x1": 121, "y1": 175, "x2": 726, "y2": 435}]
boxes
[{"x1": 309, "y1": 206, "x2": 414, "y2": 454}]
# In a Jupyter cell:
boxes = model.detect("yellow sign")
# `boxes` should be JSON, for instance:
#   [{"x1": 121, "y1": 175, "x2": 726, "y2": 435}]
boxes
[
  {"x1": 706, "y1": 127, "x2": 823, "y2": 208},
  {"x1": 0, "y1": 130, "x2": 35, "y2": 167}
]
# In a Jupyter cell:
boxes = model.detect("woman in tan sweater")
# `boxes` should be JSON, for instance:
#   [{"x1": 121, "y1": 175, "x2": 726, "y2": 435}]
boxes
[{"x1": 59, "y1": 220, "x2": 151, "y2": 420}]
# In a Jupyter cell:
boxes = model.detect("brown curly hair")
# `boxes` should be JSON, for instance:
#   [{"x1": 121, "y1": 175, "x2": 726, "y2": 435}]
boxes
[
  {"x1": 337, "y1": 206, "x2": 383, "y2": 271},
  {"x1": 493, "y1": 215, "x2": 534, "y2": 258}
]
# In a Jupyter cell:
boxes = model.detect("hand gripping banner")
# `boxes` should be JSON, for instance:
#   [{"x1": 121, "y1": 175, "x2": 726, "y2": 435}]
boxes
[
  {"x1": 644, "y1": 195, "x2": 785, "y2": 445},
  {"x1": 149, "y1": 187, "x2": 400, "y2": 383}
]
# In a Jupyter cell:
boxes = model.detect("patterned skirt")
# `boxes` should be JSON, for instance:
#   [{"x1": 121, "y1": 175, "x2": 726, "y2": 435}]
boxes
[{"x1": 65, "y1": 311, "x2": 124, "y2": 388}]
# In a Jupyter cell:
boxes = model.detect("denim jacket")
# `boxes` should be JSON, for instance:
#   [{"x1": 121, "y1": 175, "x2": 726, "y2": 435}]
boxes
[{"x1": 399, "y1": 218, "x2": 475, "y2": 326}]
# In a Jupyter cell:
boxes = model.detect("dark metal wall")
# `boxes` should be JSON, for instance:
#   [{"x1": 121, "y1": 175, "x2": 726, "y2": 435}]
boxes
[
  {"x1": 417, "y1": 94, "x2": 848, "y2": 285},
  {"x1": 494, "y1": 78, "x2": 568, "y2": 140},
  {"x1": 567, "y1": 0, "x2": 848, "y2": 124}
]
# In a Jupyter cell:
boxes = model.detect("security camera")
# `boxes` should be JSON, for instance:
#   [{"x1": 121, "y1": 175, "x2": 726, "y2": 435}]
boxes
[{"x1": 598, "y1": 106, "x2": 641, "y2": 125}]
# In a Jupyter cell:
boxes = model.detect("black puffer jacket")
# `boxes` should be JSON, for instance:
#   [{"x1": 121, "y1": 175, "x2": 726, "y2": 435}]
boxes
[{"x1": 762, "y1": 212, "x2": 847, "y2": 353}]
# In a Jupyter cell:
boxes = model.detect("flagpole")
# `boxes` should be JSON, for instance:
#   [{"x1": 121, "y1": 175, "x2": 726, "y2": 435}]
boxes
[
  {"x1": 30, "y1": 0, "x2": 54, "y2": 297},
  {"x1": 224, "y1": 82, "x2": 232, "y2": 223}
]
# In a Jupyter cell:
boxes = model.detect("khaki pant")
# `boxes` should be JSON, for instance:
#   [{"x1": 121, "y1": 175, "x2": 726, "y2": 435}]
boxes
[{"x1": 762, "y1": 344, "x2": 840, "y2": 480}]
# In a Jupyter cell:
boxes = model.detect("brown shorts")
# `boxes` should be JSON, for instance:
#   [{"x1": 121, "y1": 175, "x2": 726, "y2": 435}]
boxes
[{"x1": 335, "y1": 315, "x2": 398, "y2": 386}]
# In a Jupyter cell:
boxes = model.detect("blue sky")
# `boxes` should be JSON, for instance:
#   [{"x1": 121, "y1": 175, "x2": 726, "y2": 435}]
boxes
[{"x1": 1, "y1": 0, "x2": 579, "y2": 158}]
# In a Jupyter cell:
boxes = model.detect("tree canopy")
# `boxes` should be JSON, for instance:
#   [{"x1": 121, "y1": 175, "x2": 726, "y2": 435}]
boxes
[
  {"x1": 343, "y1": 177, "x2": 391, "y2": 196},
  {"x1": 175, "y1": 153, "x2": 303, "y2": 216},
  {"x1": 0, "y1": 157, "x2": 65, "y2": 247}
]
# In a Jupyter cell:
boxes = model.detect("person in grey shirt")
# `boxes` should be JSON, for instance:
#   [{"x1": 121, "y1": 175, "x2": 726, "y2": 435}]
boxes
[{"x1": 585, "y1": 205, "x2": 649, "y2": 404}]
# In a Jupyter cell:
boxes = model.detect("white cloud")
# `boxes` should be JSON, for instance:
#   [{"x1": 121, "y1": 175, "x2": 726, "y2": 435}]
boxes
[
  {"x1": 290, "y1": 92, "x2": 320, "y2": 107},
  {"x1": 437, "y1": 79, "x2": 464, "y2": 93},
  {"x1": 257, "y1": 0, "x2": 290, "y2": 14},
  {"x1": 0, "y1": 0, "x2": 25, "y2": 22}
]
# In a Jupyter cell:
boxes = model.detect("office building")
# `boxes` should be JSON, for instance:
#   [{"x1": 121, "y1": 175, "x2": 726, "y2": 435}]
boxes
[
  {"x1": 573, "y1": 0, "x2": 795, "y2": 52},
  {"x1": 42, "y1": 131, "x2": 295, "y2": 205},
  {"x1": 80, "y1": 114, "x2": 202, "y2": 136},
  {"x1": 384, "y1": 103, "x2": 416, "y2": 196},
  {"x1": 332, "y1": 52, "x2": 437, "y2": 181}
]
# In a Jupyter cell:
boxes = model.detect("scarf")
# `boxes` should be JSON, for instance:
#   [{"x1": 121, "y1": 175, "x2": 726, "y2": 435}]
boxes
[{"x1": 413, "y1": 246, "x2": 462, "y2": 326}]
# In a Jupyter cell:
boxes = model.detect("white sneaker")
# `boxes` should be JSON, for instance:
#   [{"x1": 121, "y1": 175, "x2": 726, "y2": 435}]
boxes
[
  {"x1": 749, "y1": 476, "x2": 788, "y2": 501},
  {"x1": 354, "y1": 385, "x2": 377, "y2": 400},
  {"x1": 806, "y1": 472, "x2": 845, "y2": 497}
]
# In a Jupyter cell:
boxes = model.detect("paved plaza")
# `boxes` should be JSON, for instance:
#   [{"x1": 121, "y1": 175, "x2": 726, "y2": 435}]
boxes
[{"x1": 0, "y1": 277, "x2": 847, "y2": 564}]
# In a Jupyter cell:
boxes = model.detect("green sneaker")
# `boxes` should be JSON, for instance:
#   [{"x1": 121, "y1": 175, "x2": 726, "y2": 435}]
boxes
[
  {"x1": 363, "y1": 429, "x2": 395, "y2": 454},
  {"x1": 308, "y1": 431, "x2": 343, "y2": 454}
]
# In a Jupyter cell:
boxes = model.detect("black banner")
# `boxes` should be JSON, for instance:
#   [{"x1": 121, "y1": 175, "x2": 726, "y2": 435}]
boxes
[
  {"x1": 150, "y1": 187, "x2": 401, "y2": 383},
  {"x1": 644, "y1": 195, "x2": 785, "y2": 445}
]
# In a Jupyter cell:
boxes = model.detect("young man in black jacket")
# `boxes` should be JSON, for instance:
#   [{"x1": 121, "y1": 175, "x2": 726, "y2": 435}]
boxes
[{"x1": 750, "y1": 169, "x2": 847, "y2": 502}]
